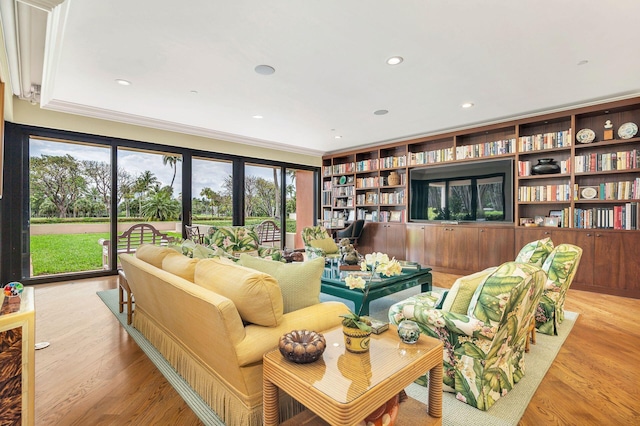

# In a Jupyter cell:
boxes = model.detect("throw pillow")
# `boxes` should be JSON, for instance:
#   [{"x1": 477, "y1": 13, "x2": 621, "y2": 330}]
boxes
[
  {"x1": 515, "y1": 237, "x2": 554, "y2": 267},
  {"x1": 162, "y1": 252, "x2": 199, "y2": 282},
  {"x1": 441, "y1": 268, "x2": 493, "y2": 314},
  {"x1": 309, "y1": 238, "x2": 339, "y2": 254},
  {"x1": 135, "y1": 244, "x2": 176, "y2": 269},
  {"x1": 238, "y1": 255, "x2": 324, "y2": 313},
  {"x1": 193, "y1": 258, "x2": 283, "y2": 327}
]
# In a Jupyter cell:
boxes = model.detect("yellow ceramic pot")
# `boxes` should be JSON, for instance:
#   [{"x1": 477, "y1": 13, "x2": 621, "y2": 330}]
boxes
[{"x1": 343, "y1": 325, "x2": 372, "y2": 353}]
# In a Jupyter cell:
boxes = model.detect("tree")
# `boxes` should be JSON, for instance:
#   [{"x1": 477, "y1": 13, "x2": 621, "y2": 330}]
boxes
[
  {"x1": 134, "y1": 171, "x2": 159, "y2": 214},
  {"x1": 162, "y1": 155, "x2": 181, "y2": 188},
  {"x1": 200, "y1": 187, "x2": 223, "y2": 217},
  {"x1": 30, "y1": 154, "x2": 87, "y2": 218},
  {"x1": 82, "y1": 160, "x2": 111, "y2": 215},
  {"x1": 141, "y1": 188, "x2": 181, "y2": 221}
]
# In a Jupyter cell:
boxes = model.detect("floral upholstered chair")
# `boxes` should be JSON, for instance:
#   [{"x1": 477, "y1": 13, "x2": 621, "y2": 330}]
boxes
[
  {"x1": 534, "y1": 244, "x2": 582, "y2": 335},
  {"x1": 388, "y1": 261, "x2": 546, "y2": 411},
  {"x1": 203, "y1": 225, "x2": 283, "y2": 261},
  {"x1": 301, "y1": 225, "x2": 341, "y2": 260}
]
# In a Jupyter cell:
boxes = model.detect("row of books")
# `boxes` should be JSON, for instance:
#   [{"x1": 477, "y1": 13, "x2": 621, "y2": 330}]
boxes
[
  {"x1": 518, "y1": 129, "x2": 573, "y2": 152},
  {"x1": 334, "y1": 198, "x2": 354, "y2": 208},
  {"x1": 380, "y1": 155, "x2": 407, "y2": 169},
  {"x1": 355, "y1": 158, "x2": 379, "y2": 172},
  {"x1": 577, "y1": 180, "x2": 640, "y2": 201},
  {"x1": 379, "y1": 190, "x2": 405, "y2": 205},
  {"x1": 574, "y1": 150, "x2": 640, "y2": 173},
  {"x1": 518, "y1": 184, "x2": 572, "y2": 202},
  {"x1": 574, "y1": 203, "x2": 639, "y2": 229},
  {"x1": 455, "y1": 138, "x2": 515, "y2": 160},
  {"x1": 331, "y1": 162, "x2": 355, "y2": 175},
  {"x1": 518, "y1": 159, "x2": 571, "y2": 176},
  {"x1": 409, "y1": 148, "x2": 454, "y2": 165},
  {"x1": 333, "y1": 186, "x2": 355, "y2": 197},
  {"x1": 356, "y1": 176, "x2": 381, "y2": 188},
  {"x1": 321, "y1": 192, "x2": 331, "y2": 206},
  {"x1": 355, "y1": 208, "x2": 405, "y2": 222}
]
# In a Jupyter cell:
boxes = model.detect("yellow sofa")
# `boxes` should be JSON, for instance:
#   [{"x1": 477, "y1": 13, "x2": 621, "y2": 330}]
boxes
[{"x1": 119, "y1": 244, "x2": 349, "y2": 426}]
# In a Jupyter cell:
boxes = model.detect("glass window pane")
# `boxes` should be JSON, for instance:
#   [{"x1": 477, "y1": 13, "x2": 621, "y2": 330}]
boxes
[
  {"x1": 427, "y1": 182, "x2": 446, "y2": 220},
  {"x1": 244, "y1": 164, "x2": 281, "y2": 227},
  {"x1": 476, "y1": 175, "x2": 505, "y2": 221},
  {"x1": 191, "y1": 157, "x2": 233, "y2": 234},
  {"x1": 448, "y1": 179, "x2": 473, "y2": 220}
]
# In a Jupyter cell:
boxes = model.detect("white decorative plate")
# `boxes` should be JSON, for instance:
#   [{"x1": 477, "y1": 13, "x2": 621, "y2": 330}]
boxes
[
  {"x1": 580, "y1": 186, "x2": 598, "y2": 200},
  {"x1": 576, "y1": 128, "x2": 596, "y2": 144},
  {"x1": 618, "y1": 122, "x2": 638, "y2": 140}
]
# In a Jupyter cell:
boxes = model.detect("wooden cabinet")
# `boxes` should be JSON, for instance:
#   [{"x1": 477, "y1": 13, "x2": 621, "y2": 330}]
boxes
[
  {"x1": 515, "y1": 228, "x2": 640, "y2": 298},
  {"x1": 359, "y1": 222, "x2": 406, "y2": 260},
  {"x1": 0, "y1": 288, "x2": 35, "y2": 426},
  {"x1": 477, "y1": 227, "x2": 515, "y2": 270}
]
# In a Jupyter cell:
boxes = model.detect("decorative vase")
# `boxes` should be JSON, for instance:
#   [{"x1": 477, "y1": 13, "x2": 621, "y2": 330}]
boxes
[
  {"x1": 343, "y1": 325, "x2": 372, "y2": 353},
  {"x1": 397, "y1": 320, "x2": 421, "y2": 344},
  {"x1": 531, "y1": 158, "x2": 561, "y2": 175},
  {"x1": 388, "y1": 171, "x2": 400, "y2": 186}
]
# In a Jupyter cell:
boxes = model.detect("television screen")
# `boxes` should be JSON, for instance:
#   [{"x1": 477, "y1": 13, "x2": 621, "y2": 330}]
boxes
[{"x1": 409, "y1": 158, "x2": 514, "y2": 222}]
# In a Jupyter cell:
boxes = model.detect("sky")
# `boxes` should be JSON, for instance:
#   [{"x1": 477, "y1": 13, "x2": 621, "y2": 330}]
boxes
[{"x1": 29, "y1": 138, "x2": 277, "y2": 198}]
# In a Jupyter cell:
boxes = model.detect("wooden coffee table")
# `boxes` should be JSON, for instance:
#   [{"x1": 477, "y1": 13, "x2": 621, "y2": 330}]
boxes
[{"x1": 263, "y1": 325, "x2": 442, "y2": 425}]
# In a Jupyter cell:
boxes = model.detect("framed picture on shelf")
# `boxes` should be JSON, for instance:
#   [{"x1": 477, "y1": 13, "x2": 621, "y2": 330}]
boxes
[
  {"x1": 534, "y1": 215, "x2": 545, "y2": 226},
  {"x1": 544, "y1": 216, "x2": 560, "y2": 227},
  {"x1": 579, "y1": 185, "x2": 599, "y2": 200},
  {"x1": 390, "y1": 211, "x2": 402, "y2": 222},
  {"x1": 549, "y1": 210, "x2": 562, "y2": 218},
  {"x1": 519, "y1": 217, "x2": 534, "y2": 226}
]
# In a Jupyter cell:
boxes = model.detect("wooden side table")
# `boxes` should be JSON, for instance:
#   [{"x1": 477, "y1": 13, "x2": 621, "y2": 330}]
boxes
[
  {"x1": 0, "y1": 288, "x2": 35, "y2": 426},
  {"x1": 263, "y1": 325, "x2": 442, "y2": 426}
]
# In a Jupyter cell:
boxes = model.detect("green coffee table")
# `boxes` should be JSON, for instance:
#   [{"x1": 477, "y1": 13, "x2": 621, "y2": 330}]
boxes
[{"x1": 321, "y1": 265, "x2": 432, "y2": 316}]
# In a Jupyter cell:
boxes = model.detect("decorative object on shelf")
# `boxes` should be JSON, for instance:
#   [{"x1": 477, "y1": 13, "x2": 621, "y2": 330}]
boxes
[
  {"x1": 604, "y1": 120, "x2": 614, "y2": 141},
  {"x1": 397, "y1": 319, "x2": 421, "y2": 344},
  {"x1": 278, "y1": 329, "x2": 326, "y2": 364},
  {"x1": 576, "y1": 128, "x2": 596, "y2": 144},
  {"x1": 519, "y1": 217, "x2": 534, "y2": 226},
  {"x1": 339, "y1": 175, "x2": 347, "y2": 185},
  {"x1": 618, "y1": 122, "x2": 638, "y2": 140},
  {"x1": 388, "y1": 171, "x2": 400, "y2": 186},
  {"x1": 543, "y1": 216, "x2": 560, "y2": 227},
  {"x1": 340, "y1": 253, "x2": 402, "y2": 353},
  {"x1": 3, "y1": 282, "x2": 24, "y2": 297},
  {"x1": 534, "y1": 215, "x2": 545, "y2": 226},
  {"x1": 579, "y1": 185, "x2": 599, "y2": 200},
  {"x1": 531, "y1": 158, "x2": 561, "y2": 174}
]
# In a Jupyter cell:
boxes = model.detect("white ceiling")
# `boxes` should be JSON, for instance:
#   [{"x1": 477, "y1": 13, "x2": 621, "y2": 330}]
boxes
[{"x1": 3, "y1": 0, "x2": 640, "y2": 156}]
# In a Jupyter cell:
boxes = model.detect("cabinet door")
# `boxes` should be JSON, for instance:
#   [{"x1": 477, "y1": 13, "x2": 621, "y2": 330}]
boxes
[
  {"x1": 552, "y1": 230, "x2": 595, "y2": 288},
  {"x1": 514, "y1": 228, "x2": 554, "y2": 257},
  {"x1": 384, "y1": 223, "x2": 406, "y2": 260},
  {"x1": 423, "y1": 225, "x2": 439, "y2": 268},
  {"x1": 593, "y1": 232, "x2": 640, "y2": 297},
  {"x1": 478, "y1": 227, "x2": 515, "y2": 269},
  {"x1": 405, "y1": 224, "x2": 425, "y2": 264},
  {"x1": 446, "y1": 227, "x2": 479, "y2": 272},
  {"x1": 357, "y1": 222, "x2": 379, "y2": 254}
]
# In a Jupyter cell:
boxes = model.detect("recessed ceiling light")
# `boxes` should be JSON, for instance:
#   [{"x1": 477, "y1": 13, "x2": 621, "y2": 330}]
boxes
[
  {"x1": 386, "y1": 56, "x2": 403, "y2": 65},
  {"x1": 461, "y1": 102, "x2": 474, "y2": 109},
  {"x1": 577, "y1": 60, "x2": 589, "y2": 66},
  {"x1": 252, "y1": 115, "x2": 263, "y2": 119},
  {"x1": 255, "y1": 64, "x2": 275, "y2": 75},
  {"x1": 115, "y1": 79, "x2": 131, "y2": 86},
  {"x1": 190, "y1": 90, "x2": 198, "y2": 94},
  {"x1": 374, "y1": 109, "x2": 389, "y2": 115},
  {"x1": 334, "y1": 135, "x2": 342, "y2": 139}
]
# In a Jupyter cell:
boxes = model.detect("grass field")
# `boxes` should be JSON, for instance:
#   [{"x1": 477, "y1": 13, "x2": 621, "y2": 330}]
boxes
[{"x1": 29, "y1": 231, "x2": 181, "y2": 276}]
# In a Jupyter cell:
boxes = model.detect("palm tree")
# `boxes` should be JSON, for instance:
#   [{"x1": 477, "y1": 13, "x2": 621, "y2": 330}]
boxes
[
  {"x1": 162, "y1": 155, "x2": 182, "y2": 188},
  {"x1": 134, "y1": 171, "x2": 159, "y2": 216}
]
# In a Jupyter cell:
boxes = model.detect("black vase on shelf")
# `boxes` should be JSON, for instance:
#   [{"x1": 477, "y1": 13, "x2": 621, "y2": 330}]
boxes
[{"x1": 531, "y1": 158, "x2": 561, "y2": 175}]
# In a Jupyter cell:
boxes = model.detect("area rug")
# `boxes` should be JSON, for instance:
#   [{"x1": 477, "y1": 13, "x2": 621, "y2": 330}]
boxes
[{"x1": 98, "y1": 288, "x2": 577, "y2": 426}]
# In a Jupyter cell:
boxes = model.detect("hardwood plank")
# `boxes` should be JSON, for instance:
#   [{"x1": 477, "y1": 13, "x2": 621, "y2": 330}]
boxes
[{"x1": 32, "y1": 273, "x2": 640, "y2": 425}]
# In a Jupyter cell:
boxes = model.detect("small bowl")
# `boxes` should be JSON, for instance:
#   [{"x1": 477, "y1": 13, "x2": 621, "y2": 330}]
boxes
[{"x1": 279, "y1": 330, "x2": 326, "y2": 364}]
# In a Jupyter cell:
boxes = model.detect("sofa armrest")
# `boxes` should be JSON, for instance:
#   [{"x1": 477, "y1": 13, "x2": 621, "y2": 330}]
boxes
[{"x1": 235, "y1": 301, "x2": 350, "y2": 366}]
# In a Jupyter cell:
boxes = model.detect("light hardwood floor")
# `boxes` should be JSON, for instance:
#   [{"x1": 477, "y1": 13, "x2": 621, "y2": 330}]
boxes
[{"x1": 32, "y1": 273, "x2": 639, "y2": 425}]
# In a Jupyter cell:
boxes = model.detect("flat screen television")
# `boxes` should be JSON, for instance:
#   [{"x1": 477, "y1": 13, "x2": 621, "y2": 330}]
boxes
[{"x1": 409, "y1": 158, "x2": 514, "y2": 223}]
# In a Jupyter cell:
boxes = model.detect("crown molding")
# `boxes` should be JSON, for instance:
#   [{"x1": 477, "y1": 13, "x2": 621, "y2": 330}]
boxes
[{"x1": 42, "y1": 98, "x2": 327, "y2": 157}]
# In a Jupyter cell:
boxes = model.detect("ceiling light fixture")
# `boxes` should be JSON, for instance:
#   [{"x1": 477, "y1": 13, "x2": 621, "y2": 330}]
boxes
[
  {"x1": 461, "y1": 102, "x2": 474, "y2": 109},
  {"x1": 374, "y1": 109, "x2": 389, "y2": 115},
  {"x1": 386, "y1": 56, "x2": 403, "y2": 65},
  {"x1": 577, "y1": 60, "x2": 589, "y2": 66},
  {"x1": 252, "y1": 115, "x2": 263, "y2": 119},
  {"x1": 254, "y1": 64, "x2": 275, "y2": 75},
  {"x1": 115, "y1": 79, "x2": 131, "y2": 86},
  {"x1": 334, "y1": 135, "x2": 342, "y2": 139}
]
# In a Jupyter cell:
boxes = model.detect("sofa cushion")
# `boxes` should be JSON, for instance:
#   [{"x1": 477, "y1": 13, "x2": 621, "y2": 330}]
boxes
[
  {"x1": 162, "y1": 252, "x2": 199, "y2": 282},
  {"x1": 515, "y1": 237, "x2": 554, "y2": 267},
  {"x1": 308, "y1": 238, "x2": 339, "y2": 254},
  {"x1": 194, "y1": 258, "x2": 283, "y2": 327},
  {"x1": 135, "y1": 244, "x2": 176, "y2": 269},
  {"x1": 237, "y1": 255, "x2": 324, "y2": 313}
]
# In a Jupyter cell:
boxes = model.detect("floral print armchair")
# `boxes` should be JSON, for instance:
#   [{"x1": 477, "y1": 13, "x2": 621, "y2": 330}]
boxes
[
  {"x1": 535, "y1": 244, "x2": 582, "y2": 335},
  {"x1": 388, "y1": 261, "x2": 545, "y2": 411},
  {"x1": 203, "y1": 225, "x2": 283, "y2": 261},
  {"x1": 301, "y1": 225, "x2": 341, "y2": 260}
]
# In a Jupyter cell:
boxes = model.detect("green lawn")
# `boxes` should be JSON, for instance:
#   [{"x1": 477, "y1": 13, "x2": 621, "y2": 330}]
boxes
[{"x1": 29, "y1": 231, "x2": 181, "y2": 276}]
